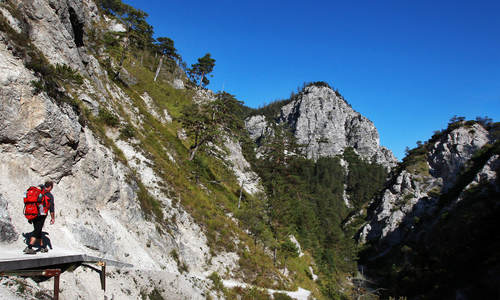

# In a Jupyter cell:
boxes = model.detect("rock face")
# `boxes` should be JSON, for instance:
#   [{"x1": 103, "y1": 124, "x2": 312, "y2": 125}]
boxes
[
  {"x1": 357, "y1": 123, "x2": 500, "y2": 299},
  {"x1": 359, "y1": 123, "x2": 497, "y2": 249},
  {"x1": 0, "y1": 1, "x2": 246, "y2": 299},
  {"x1": 16, "y1": 0, "x2": 100, "y2": 72},
  {"x1": 246, "y1": 86, "x2": 398, "y2": 169},
  {"x1": 428, "y1": 124, "x2": 491, "y2": 190}
]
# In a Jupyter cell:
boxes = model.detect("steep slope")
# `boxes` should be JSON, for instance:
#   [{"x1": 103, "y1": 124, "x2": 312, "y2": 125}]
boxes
[
  {"x1": 359, "y1": 123, "x2": 492, "y2": 247},
  {"x1": 0, "y1": 1, "x2": 285, "y2": 299},
  {"x1": 245, "y1": 85, "x2": 397, "y2": 170},
  {"x1": 357, "y1": 121, "x2": 500, "y2": 299}
]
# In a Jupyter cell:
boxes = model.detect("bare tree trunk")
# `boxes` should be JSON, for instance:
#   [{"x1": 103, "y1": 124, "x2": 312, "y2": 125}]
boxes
[
  {"x1": 198, "y1": 71, "x2": 205, "y2": 90},
  {"x1": 154, "y1": 55, "x2": 163, "y2": 82},
  {"x1": 188, "y1": 137, "x2": 205, "y2": 161},
  {"x1": 238, "y1": 180, "x2": 244, "y2": 208},
  {"x1": 274, "y1": 245, "x2": 277, "y2": 266},
  {"x1": 273, "y1": 236, "x2": 278, "y2": 266}
]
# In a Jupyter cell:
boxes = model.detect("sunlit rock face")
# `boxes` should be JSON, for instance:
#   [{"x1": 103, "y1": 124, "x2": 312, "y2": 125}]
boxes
[
  {"x1": 428, "y1": 124, "x2": 490, "y2": 191},
  {"x1": 246, "y1": 86, "x2": 398, "y2": 170},
  {"x1": 358, "y1": 123, "x2": 496, "y2": 249}
]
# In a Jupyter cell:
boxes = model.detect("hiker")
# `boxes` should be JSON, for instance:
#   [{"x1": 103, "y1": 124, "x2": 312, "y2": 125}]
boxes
[{"x1": 24, "y1": 181, "x2": 55, "y2": 254}]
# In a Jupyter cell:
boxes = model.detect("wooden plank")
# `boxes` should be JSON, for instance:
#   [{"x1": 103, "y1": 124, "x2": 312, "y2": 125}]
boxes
[{"x1": 0, "y1": 254, "x2": 132, "y2": 272}]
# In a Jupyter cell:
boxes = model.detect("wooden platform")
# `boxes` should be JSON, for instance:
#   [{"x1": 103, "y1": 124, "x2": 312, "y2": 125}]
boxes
[{"x1": 0, "y1": 249, "x2": 133, "y2": 272}]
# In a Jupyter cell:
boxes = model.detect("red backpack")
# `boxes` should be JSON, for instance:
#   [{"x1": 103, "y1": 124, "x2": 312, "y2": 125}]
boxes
[{"x1": 23, "y1": 186, "x2": 50, "y2": 221}]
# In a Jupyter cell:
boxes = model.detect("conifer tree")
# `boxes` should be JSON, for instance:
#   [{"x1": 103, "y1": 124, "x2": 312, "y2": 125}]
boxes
[
  {"x1": 280, "y1": 237, "x2": 300, "y2": 270},
  {"x1": 114, "y1": 5, "x2": 154, "y2": 80},
  {"x1": 154, "y1": 37, "x2": 179, "y2": 81},
  {"x1": 179, "y1": 91, "x2": 242, "y2": 161},
  {"x1": 190, "y1": 53, "x2": 215, "y2": 89}
]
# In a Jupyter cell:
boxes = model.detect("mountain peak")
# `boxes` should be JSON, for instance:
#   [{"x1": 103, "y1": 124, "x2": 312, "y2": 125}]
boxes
[{"x1": 247, "y1": 85, "x2": 398, "y2": 169}]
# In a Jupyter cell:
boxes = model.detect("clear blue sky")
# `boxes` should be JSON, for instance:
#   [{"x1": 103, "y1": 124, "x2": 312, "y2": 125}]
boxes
[{"x1": 123, "y1": 0, "x2": 500, "y2": 160}]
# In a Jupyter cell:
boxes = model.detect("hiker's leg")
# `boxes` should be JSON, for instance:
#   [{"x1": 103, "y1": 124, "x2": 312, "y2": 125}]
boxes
[{"x1": 31, "y1": 216, "x2": 46, "y2": 248}]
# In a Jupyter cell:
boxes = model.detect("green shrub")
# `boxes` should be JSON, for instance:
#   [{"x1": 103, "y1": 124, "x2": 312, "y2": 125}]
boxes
[
  {"x1": 54, "y1": 64, "x2": 84, "y2": 84},
  {"x1": 273, "y1": 292, "x2": 294, "y2": 300},
  {"x1": 137, "y1": 181, "x2": 163, "y2": 220},
  {"x1": 98, "y1": 107, "x2": 119, "y2": 127},
  {"x1": 208, "y1": 272, "x2": 226, "y2": 293},
  {"x1": 120, "y1": 124, "x2": 135, "y2": 139},
  {"x1": 427, "y1": 187, "x2": 441, "y2": 198}
]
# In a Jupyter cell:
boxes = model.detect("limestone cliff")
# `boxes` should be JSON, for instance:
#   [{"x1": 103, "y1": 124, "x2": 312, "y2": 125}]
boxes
[
  {"x1": 357, "y1": 121, "x2": 500, "y2": 299},
  {"x1": 359, "y1": 123, "x2": 496, "y2": 247},
  {"x1": 0, "y1": 1, "x2": 249, "y2": 299},
  {"x1": 245, "y1": 85, "x2": 398, "y2": 170}
]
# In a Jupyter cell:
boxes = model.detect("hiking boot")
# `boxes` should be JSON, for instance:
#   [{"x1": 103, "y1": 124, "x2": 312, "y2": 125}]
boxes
[
  {"x1": 23, "y1": 247, "x2": 36, "y2": 254},
  {"x1": 41, "y1": 247, "x2": 49, "y2": 253}
]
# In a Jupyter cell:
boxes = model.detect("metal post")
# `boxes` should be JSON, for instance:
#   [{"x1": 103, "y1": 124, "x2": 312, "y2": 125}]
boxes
[
  {"x1": 53, "y1": 273, "x2": 60, "y2": 300},
  {"x1": 44, "y1": 269, "x2": 61, "y2": 300},
  {"x1": 98, "y1": 261, "x2": 106, "y2": 291}
]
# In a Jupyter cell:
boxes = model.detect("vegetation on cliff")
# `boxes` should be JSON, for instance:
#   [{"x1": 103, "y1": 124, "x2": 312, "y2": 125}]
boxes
[
  {"x1": 89, "y1": 2, "x2": 392, "y2": 297},
  {"x1": 359, "y1": 119, "x2": 500, "y2": 299}
]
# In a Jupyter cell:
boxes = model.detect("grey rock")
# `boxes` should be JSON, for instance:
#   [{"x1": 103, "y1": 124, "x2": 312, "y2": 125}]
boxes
[
  {"x1": 457, "y1": 154, "x2": 500, "y2": 202},
  {"x1": 117, "y1": 67, "x2": 137, "y2": 87},
  {"x1": 172, "y1": 78, "x2": 185, "y2": 90},
  {"x1": 246, "y1": 86, "x2": 398, "y2": 169},
  {"x1": 428, "y1": 123, "x2": 490, "y2": 191},
  {"x1": 69, "y1": 223, "x2": 113, "y2": 253},
  {"x1": 0, "y1": 220, "x2": 17, "y2": 244},
  {"x1": 16, "y1": 0, "x2": 108, "y2": 91},
  {"x1": 106, "y1": 16, "x2": 126, "y2": 32},
  {"x1": 245, "y1": 115, "x2": 272, "y2": 147},
  {"x1": 17, "y1": 0, "x2": 99, "y2": 72},
  {"x1": 0, "y1": 8, "x2": 22, "y2": 34},
  {"x1": 359, "y1": 123, "x2": 497, "y2": 249},
  {"x1": 0, "y1": 194, "x2": 17, "y2": 244}
]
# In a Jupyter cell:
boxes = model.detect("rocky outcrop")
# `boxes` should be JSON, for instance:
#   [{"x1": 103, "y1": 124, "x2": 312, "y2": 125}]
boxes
[
  {"x1": 15, "y1": 0, "x2": 100, "y2": 73},
  {"x1": 457, "y1": 154, "x2": 500, "y2": 202},
  {"x1": 246, "y1": 86, "x2": 398, "y2": 169},
  {"x1": 0, "y1": 38, "x2": 222, "y2": 294},
  {"x1": 357, "y1": 123, "x2": 500, "y2": 299},
  {"x1": 224, "y1": 138, "x2": 263, "y2": 196},
  {"x1": 428, "y1": 124, "x2": 490, "y2": 190},
  {"x1": 0, "y1": 193, "x2": 17, "y2": 244},
  {"x1": 359, "y1": 123, "x2": 497, "y2": 249}
]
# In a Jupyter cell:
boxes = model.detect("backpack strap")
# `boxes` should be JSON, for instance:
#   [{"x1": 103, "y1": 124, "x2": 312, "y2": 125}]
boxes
[{"x1": 41, "y1": 187, "x2": 51, "y2": 214}]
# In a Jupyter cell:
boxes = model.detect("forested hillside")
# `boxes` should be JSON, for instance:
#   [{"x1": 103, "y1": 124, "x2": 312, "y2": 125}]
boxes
[{"x1": 0, "y1": 0, "x2": 390, "y2": 298}]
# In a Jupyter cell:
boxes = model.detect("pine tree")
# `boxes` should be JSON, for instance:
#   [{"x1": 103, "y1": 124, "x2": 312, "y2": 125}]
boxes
[{"x1": 179, "y1": 92, "x2": 242, "y2": 161}]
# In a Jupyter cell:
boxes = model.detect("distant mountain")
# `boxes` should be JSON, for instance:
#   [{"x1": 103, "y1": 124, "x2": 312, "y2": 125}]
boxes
[{"x1": 245, "y1": 85, "x2": 398, "y2": 170}]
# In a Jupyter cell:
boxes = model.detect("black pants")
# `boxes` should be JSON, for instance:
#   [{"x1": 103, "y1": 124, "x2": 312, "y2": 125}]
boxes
[{"x1": 32, "y1": 215, "x2": 47, "y2": 240}]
